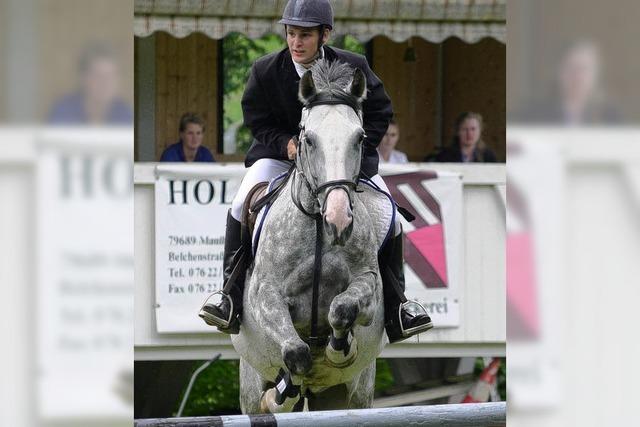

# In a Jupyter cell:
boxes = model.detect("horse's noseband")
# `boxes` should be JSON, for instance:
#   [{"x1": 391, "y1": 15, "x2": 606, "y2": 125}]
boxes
[{"x1": 315, "y1": 181, "x2": 357, "y2": 214}]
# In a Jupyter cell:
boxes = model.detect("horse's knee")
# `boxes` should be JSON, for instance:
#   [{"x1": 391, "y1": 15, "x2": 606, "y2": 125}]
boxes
[
  {"x1": 329, "y1": 295, "x2": 359, "y2": 331},
  {"x1": 282, "y1": 340, "x2": 312, "y2": 375}
]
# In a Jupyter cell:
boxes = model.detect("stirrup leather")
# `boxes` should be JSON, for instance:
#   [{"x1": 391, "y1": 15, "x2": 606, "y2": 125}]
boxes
[
  {"x1": 198, "y1": 291, "x2": 234, "y2": 328},
  {"x1": 399, "y1": 300, "x2": 433, "y2": 337}
]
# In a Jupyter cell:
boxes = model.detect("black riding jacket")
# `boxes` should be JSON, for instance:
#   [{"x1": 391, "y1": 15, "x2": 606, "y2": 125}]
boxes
[{"x1": 241, "y1": 46, "x2": 393, "y2": 177}]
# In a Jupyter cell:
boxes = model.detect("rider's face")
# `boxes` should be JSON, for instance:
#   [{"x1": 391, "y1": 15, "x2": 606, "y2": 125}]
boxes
[{"x1": 286, "y1": 25, "x2": 328, "y2": 64}]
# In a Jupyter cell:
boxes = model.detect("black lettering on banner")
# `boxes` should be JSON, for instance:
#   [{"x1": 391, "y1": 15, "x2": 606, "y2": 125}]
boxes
[
  {"x1": 220, "y1": 180, "x2": 231, "y2": 204},
  {"x1": 194, "y1": 180, "x2": 215, "y2": 204},
  {"x1": 60, "y1": 155, "x2": 93, "y2": 197},
  {"x1": 60, "y1": 155, "x2": 132, "y2": 198},
  {"x1": 169, "y1": 180, "x2": 188, "y2": 205},
  {"x1": 102, "y1": 158, "x2": 133, "y2": 197}
]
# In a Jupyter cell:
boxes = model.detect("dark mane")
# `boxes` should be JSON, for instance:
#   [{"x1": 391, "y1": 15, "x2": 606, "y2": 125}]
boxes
[{"x1": 310, "y1": 59, "x2": 354, "y2": 92}]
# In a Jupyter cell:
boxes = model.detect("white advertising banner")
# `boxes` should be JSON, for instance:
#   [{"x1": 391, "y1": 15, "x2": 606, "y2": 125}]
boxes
[
  {"x1": 506, "y1": 130, "x2": 564, "y2": 409},
  {"x1": 154, "y1": 164, "x2": 243, "y2": 333},
  {"x1": 154, "y1": 166, "x2": 463, "y2": 333},
  {"x1": 382, "y1": 171, "x2": 463, "y2": 328},
  {"x1": 36, "y1": 130, "x2": 133, "y2": 420}
]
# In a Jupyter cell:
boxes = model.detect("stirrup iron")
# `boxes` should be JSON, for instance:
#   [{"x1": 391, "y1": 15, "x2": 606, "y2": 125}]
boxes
[
  {"x1": 399, "y1": 300, "x2": 433, "y2": 337},
  {"x1": 198, "y1": 291, "x2": 234, "y2": 328}
]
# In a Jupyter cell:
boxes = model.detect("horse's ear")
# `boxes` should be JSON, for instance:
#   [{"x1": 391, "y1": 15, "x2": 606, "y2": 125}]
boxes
[
  {"x1": 350, "y1": 68, "x2": 367, "y2": 102},
  {"x1": 298, "y1": 70, "x2": 316, "y2": 104}
]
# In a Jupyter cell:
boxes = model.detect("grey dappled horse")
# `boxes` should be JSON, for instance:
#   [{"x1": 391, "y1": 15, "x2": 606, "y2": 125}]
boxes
[{"x1": 231, "y1": 60, "x2": 393, "y2": 413}]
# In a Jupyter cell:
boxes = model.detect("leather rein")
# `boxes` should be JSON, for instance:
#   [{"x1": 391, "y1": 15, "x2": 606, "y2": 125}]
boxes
[{"x1": 291, "y1": 89, "x2": 364, "y2": 348}]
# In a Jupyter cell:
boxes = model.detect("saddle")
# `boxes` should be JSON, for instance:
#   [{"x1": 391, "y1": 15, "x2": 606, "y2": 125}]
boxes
[
  {"x1": 240, "y1": 181, "x2": 269, "y2": 240},
  {"x1": 239, "y1": 170, "x2": 293, "y2": 257}
]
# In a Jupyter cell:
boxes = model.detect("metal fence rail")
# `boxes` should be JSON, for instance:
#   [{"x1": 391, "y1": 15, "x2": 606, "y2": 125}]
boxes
[{"x1": 135, "y1": 402, "x2": 506, "y2": 427}]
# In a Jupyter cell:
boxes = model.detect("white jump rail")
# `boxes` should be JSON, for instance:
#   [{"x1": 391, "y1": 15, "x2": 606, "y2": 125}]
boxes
[{"x1": 134, "y1": 402, "x2": 506, "y2": 427}]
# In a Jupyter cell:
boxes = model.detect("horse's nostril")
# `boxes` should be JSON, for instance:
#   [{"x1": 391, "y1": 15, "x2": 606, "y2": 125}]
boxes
[{"x1": 345, "y1": 220, "x2": 353, "y2": 237}]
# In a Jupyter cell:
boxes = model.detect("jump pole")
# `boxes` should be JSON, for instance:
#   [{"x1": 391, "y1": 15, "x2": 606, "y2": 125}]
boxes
[{"x1": 135, "y1": 402, "x2": 506, "y2": 427}]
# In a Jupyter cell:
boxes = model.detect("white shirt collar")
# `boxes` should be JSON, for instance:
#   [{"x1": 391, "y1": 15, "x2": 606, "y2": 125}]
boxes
[{"x1": 293, "y1": 46, "x2": 325, "y2": 78}]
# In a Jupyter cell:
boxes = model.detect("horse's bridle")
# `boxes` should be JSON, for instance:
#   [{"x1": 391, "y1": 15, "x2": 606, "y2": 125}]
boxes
[{"x1": 292, "y1": 89, "x2": 366, "y2": 218}]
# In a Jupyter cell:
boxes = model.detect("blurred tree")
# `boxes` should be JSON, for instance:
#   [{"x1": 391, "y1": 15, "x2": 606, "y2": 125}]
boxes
[
  {"x1": 329, "y1": 34, "x2": 366, "y2": 55},
  {"x1": 176, "y1": 359, "x2": 240, "y2": 416},
  {"x1": 374, "y1": 358, "x2": 395, "y2": 393},
  {"x1": 223, "y1": 33, "x2": 285, "y2": 154}
]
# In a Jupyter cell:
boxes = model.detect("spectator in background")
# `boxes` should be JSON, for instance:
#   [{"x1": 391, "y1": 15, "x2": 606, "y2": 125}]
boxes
[
  {"x1": 377, "y1": 119, "x2": 408, "y2": 164},
  {"x1": 159, "y1": 113, "x2": 215, "y2": 162},
  {"x1": 513, "y1": 41, "x2": 621, "y2": 124},
  {"x1": 48, "y1": 42, "x2": 133, "y2": 124},
  {"x1": 434, "y1": 112, "x2": 497, "y2": 163}
]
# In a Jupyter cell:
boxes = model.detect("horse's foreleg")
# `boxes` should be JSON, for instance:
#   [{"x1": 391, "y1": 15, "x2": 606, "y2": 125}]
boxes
[
  {"x1": 255, "y1": 283, "x2": 313, "y2": 376},
  {"x1": 328, "y1": 270, "x2": 377, "y2": 334},
  {"x1": 325, "y1": 271, "x2": 377, "y2": 368},
  {"x1": 239, "y1": 358, "x2": 267, "y2": 414}
]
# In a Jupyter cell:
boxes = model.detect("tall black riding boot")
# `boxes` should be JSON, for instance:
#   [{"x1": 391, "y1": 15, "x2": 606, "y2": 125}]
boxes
[
  {"x1": 380, "y1": 231, "x2": 433, "y2": 343},
  {"x1": 198, "y1": 210, "x2": 247, "y2": 334}
]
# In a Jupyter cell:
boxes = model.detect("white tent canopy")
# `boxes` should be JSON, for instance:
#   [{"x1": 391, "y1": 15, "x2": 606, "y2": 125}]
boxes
[{"x1": 134, "y1": 0, "x2": 506, "y2": 43}]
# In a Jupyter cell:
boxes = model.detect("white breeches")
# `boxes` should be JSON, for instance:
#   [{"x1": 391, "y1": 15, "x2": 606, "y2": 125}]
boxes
[
  {"x1": 231, "y1": 159, "x2": 292, "y2": 221},
  {"x1": 231, "y1": 158, "x2": 401, "y2": 236}
]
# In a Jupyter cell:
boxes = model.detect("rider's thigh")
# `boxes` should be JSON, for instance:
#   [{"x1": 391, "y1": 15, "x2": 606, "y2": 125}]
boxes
[{"x1": 231, "y1": 158, "x2": 292, "y2": 220}]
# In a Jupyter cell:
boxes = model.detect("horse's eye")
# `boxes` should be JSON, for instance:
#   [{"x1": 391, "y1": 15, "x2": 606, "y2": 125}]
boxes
[{"x1": 305, "y1": 135, "x2": 313, "y2": 146}]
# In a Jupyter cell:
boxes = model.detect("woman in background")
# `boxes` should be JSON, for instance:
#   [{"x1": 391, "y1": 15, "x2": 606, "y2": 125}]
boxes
[
  {"x1": 435, "y1": 112, "x2": 496, "y2": 163},
  {"x1": 377, "y1": 119, "x2": 408, "y2": 164}
]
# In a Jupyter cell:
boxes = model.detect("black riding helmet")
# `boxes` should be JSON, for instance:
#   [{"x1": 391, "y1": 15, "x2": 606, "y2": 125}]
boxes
[
  {"x1": 278, "y1": 0, "x2": 334, "y2": 29},
  {"x1": 279, "y1": 0, "x2": 334, "y2": 54}
]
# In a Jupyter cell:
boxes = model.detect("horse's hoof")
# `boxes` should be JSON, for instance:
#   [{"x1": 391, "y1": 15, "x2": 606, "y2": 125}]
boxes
[
  {"x1": 282, "y1": 340, "x2": 312, "y2": 375},
  {"x1": 260, "y1": 387, "x2": 301, "y2": 413},
  {"x1": 329, "y1": 297, "x2": 359, "y2": 331},
  {"x1": 324, "y1": 333, "x2": 358, "y2": 368}
]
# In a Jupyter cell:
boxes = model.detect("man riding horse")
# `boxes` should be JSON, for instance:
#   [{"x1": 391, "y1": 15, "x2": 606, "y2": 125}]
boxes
[{"x1": 200, "y1": 0, "x2": 433, "y2": 343}]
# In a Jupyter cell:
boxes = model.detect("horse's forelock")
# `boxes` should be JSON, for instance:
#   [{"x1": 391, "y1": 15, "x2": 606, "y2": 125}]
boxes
[{"x1": 310, "y1": 59, "x2": 354, "y2": 92}]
